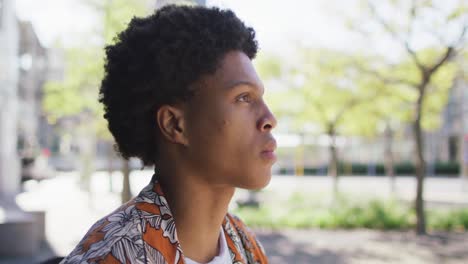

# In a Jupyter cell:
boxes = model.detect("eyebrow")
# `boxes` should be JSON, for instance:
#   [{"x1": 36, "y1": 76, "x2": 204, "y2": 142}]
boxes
[{"x1": 226, "y1": 80, "x2": 265, "y2": 94}]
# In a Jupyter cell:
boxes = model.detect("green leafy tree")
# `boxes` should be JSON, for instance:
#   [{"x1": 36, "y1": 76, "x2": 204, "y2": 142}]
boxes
[
  {"x1": 347, "y1": 0, "x2": 467, "y2": 234},
  {"x1": 43, "y1": 0, "x2": 150, "y2": 203},
  {"x1": 344, "y1": 86, "x2": 404, "y2": 193},
  {"x1": 259, "y1": 49, "x2": 383, "y2": 194}
]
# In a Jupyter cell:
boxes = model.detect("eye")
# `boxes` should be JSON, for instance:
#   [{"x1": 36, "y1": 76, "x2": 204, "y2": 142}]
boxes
[{"x1": 236, "y1": 93, "x2": 252, "y2": 103}]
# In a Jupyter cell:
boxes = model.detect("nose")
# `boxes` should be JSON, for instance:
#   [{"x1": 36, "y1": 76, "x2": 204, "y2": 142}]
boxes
[{"x1": 258, "y1": 102, "x2": 277, "y2": 132}]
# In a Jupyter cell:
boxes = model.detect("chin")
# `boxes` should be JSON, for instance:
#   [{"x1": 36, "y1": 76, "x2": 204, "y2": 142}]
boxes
[{"x1": 240, "y1": 171, "x2": 272, "y2": 190}]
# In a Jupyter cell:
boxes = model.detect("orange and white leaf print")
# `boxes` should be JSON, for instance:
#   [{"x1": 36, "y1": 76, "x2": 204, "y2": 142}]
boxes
[{"x1": 60, "y1": 175, "x2": 268, "y2": 264}]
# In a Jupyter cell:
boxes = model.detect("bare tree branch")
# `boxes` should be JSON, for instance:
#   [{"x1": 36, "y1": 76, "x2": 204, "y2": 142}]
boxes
[
  {"x1": 368, "y1": 1, "x2": 425, "y2": 70},
  {"x1": 425, "y1": 22, "x2": 467, "y2": 77},
  {"x1": 427, "y1": 46, "x2": 455, "y2": 77},
  {"x1": 404, "y1": 42, "x2": 425, "y2": 70}
]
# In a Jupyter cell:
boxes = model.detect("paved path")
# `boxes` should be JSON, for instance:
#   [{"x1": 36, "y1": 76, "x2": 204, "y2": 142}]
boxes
[{"x1": 256, "y1": 229, "x2": 468, "y2": 264}]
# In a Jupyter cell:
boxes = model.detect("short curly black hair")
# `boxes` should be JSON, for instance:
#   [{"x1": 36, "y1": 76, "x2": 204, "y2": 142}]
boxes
[{"x1": 99, "y1": 5, "x2": 258, "y2": 167}]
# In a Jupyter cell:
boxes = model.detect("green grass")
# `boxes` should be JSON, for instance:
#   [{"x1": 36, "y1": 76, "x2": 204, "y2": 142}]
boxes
[
  {"x1": 428, "y1": 209, "x2": 468, "y2": 231},
  {"x1": 233, "y1": 192, "x2": 468, "y2": 231}
]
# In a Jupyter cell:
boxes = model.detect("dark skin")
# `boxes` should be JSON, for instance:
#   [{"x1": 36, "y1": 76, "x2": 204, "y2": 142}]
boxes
[{"x1": 155, "y1": 50, "x2": 277, "y2": 262}]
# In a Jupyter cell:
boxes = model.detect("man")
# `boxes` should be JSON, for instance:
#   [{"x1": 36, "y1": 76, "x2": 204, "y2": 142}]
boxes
[{"x1": 61, "y1": 4, "x2": 277, "y2": 264}]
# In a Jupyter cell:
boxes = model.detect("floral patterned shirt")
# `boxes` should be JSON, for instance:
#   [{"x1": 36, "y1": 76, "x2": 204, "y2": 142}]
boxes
[{"x1": 60, "y1": 175, "x2": 268, "y2": 264}]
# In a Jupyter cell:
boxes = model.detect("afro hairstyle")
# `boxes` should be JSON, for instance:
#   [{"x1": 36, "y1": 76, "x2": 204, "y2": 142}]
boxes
[{"x1": 99, "y1": 4, "x2": 258, "y2": 167}]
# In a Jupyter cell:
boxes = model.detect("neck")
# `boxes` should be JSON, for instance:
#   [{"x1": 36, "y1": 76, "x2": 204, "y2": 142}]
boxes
[{"x1": 157, "y1": 164, "x2": 235, "y2": 263}]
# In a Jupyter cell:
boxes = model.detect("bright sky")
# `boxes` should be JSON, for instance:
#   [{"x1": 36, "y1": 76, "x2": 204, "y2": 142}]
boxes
[
  {"x1": 15, "y1": 0, "x2": 361, "y2": 53},
  {"x1": 208, "y1": 0, "x2": 361, "y2": 53},
  {"x1": 15, "y1": 0, "x2": 99, "y2": 47},
  {"x1": 14, "y1": 0, "x2": 465, "y2": 60}
]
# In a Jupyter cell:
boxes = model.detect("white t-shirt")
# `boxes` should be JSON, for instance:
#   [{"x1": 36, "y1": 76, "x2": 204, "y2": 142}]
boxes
[{"x1": 184, "y1": 228, "x2": 231, "y2": 264}]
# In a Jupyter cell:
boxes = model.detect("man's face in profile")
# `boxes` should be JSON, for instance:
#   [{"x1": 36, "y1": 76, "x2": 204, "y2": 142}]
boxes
[{"x1": 184, "y1": 51, "x2": 277, "y2": 189}]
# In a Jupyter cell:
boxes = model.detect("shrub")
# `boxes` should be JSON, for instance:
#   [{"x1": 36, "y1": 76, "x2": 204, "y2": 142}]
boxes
[{"x1": 233, "y1": 193, "x2": 467, "y2": 231}]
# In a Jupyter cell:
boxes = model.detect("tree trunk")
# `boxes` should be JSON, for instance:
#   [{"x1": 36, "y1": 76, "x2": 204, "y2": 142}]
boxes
[
  {"x1": 77, "y1": 124, "x2": 96, "y2": 210},
  {"x1": 295, "y1": 133, "x2": 305, "y2": 176},
  {"x1": 414, "y1": 89, "x2": 427, "y2": 235},
  {"x1": 121, "y1": 159, "x2": 131, "y2": 204},
  {"x1": 384, "y1": 122, "x2": 396, "y2": 194},
  {"x1": 108, "y1": 143, "x2": 114, "y2": 193},
  {"x1": 78, "y1": 133, "x2": 95, "y2": 193},
  {"x1": 328, "y1": 126, "x2": 339, "y2": 195},
  {"x1": 462, "y1": 134, "x2": 468, "y2": 192}
]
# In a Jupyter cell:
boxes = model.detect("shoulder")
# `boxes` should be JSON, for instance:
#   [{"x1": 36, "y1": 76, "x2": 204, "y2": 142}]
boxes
[
  {"x1": 61, "y1": 200, "x2": 145, "y2": 264},
  {"x1": 224, "y1": 212, "x2": 268, "y2": 263},
  {"x1": 61, "y1": 187, "x2": 180, "y2": 264},
  {"x1": 225, "y1": 212, "x2": 259, "y2": 240}
]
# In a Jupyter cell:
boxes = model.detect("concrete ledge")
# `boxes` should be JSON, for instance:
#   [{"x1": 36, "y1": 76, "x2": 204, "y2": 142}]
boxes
[
  {"x1": 0, "y1": 217, "x2": 39, "y2": 256},
  {"x1": 28, "y1": 210, "x2": 46, "y2": 241}
]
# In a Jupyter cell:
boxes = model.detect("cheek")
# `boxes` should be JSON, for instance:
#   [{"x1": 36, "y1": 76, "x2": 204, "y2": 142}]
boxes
[
  {"x1": 217, "y1": 109, "x2": 255, "y2": 145},
  {"x1": 187, "y1": 104, "x2": 231, "y2": 155},
  {"x1": 211, "y1": 113, "x2": 250, "y2": 153},
  {"x1": 189, "y1": 108, "x2": 253, "y2": 161}
]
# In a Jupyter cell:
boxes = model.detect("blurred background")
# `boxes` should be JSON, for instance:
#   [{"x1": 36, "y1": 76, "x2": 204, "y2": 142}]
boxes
[{"x1": 0, "y1": 0, "x2": 467, "y2": 263}]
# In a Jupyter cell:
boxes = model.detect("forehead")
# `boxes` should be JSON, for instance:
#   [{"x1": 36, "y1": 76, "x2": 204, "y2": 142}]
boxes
[{"x1": 203, "y1": 51, "x2": 262, "y2": 90}]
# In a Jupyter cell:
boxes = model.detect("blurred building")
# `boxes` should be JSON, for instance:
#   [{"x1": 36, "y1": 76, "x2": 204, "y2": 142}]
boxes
[
  {"x1": 17, "y1": 20, "x2": 49, "y2": 157},
  {"x1": 439, "y1": 77, "x2": 468, "y2": 173},
  {"x1": 0, "y1": 0, "x2": 20, "y2": 193},
  {"x1": 46, "y1": 45, "x2": 65, "y2": 83},
  {"x1": 0, "y1": 0, "x2": 45, "y2": 257}
]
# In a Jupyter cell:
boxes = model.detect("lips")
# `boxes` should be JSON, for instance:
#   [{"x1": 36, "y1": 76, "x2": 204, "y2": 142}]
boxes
[
  {"x1": 261, "y1": 138, "x2": 277, "y2": 161},
  {"x1": 262, "y1": 138, "x2": 277, "y2": 152}
]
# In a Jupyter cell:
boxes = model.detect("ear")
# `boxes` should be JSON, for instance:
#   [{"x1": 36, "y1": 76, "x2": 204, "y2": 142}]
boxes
[{"x1": 156, "y1": 105, "x2": 188, "y2": 146}]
